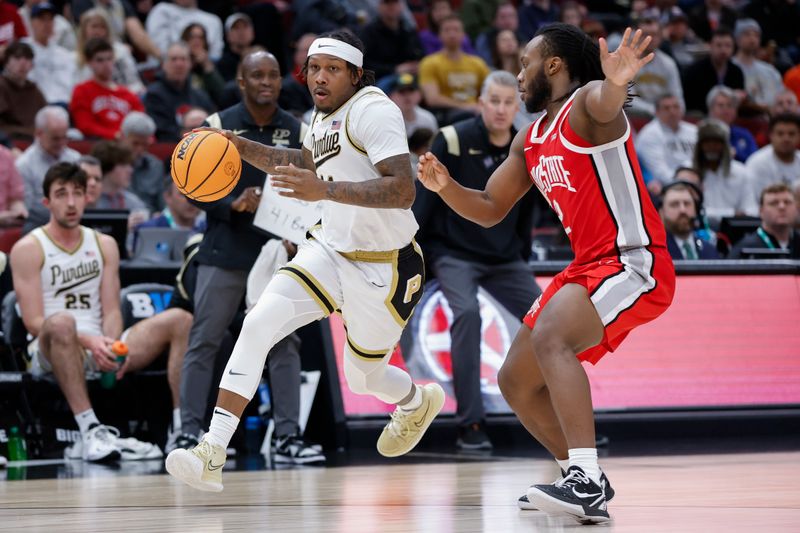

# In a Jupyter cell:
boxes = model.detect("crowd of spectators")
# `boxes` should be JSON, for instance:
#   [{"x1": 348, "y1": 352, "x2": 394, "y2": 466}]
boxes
[
  {"x1": 0, "y1": 0, "x2": 798, "y2": 467},
  {"x1": 0, "y1": 0, "x2": 794, "y2": 265}
]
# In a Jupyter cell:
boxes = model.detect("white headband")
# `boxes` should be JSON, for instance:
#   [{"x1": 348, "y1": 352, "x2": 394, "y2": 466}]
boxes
[{"x1": 307, "y1": 37, "x2": 363, "y2": 68}]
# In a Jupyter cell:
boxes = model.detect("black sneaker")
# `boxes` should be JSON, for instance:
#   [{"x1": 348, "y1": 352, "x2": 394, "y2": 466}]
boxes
[
  {"x1": 169, "y1": 433, "x2": 199, "y2": 452},
  {"x1": 456, "y1": 423, "x2": 493, "y2": 450},
  {"x1": 273, "y1": 434, "x2": 325, "y2": 465},
  {"x1": 525, "y1": 465, "x2": 611, "y2": 523},
  {"x1": 518, "y1": 469, "x2": 615, "y2": 510}
]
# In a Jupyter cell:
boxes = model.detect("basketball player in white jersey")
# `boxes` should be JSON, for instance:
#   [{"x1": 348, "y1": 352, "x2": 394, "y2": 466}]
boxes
[
  {"x1": 10, "y1": 162, "x2": 192, "y2": 462},
  {"x1": 166, "y1": 30, "x2": 445, "y2": 492}
]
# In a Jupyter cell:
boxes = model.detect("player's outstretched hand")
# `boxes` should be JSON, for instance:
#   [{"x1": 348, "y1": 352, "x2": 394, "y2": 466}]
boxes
[
  {"x1": 599, "y1": 27, "x2": 654, "y2": 87},
  {"x1": 417, "y1": 152, "x2": 452, "y2": 193},
  {"x1": 272, "y1": 164, "x2": 327, "y2": 201}
]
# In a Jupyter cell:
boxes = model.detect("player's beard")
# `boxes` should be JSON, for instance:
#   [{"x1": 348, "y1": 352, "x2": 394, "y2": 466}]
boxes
[{"x1": 524, "y1": 66, "x2": 551, "y2": 114}]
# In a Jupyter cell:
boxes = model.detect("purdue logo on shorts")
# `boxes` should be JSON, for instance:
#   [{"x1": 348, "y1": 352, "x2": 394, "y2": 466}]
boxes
[
  {"x1": 404, "y1": 274, "x2": 422, "y2": 304},
  {"x1": 386, "y1": 245, "x2": 425, "y2": 326}
]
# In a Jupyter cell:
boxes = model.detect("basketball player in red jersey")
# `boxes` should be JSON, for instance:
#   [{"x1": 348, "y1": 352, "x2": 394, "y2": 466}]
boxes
[{"x1": 418, "y1": 24, "x2": 676, "y2": 524}]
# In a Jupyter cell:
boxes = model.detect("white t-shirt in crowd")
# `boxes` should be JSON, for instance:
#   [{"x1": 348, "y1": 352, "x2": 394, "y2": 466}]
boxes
[
  {"x1": 635, "y1": 118, "x2": 698, "y2": 184},
  {"x1": 745, "y1": 145, "x2": 800, "y2": 199},
  {"x1": 733, "y1": 57, "x2": 784, "y2": 108},
  {"x1": 629, "y1": 51, "x2": 684, "y2": 116},
  {"x1": 23, "y1": 38, "x2": 77, "y2": 104},
  {"x1": 146, "y1": 3, "x2": 224, "y2": 61},
  {"x1": 701, "y1": 160, "x2": 759, "y2": 221},
  {"x1": 405, "y1": 106, "x2": 438, "y2": 137}
]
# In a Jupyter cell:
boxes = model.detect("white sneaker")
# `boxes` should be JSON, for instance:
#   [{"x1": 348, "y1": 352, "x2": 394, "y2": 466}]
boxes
[
  {"x1": 165, "y1": 429, "x2": 182, "y2": 454},
  {"x1": 116, "y1": 437, "x2": 163, "y2": 460},
  {"x1": 71, "y1": 425, "x2": 121, "y2": 462},
  {"x1": 376, "y1": 383, "x2": 445, "y2": 458},
  {"x1": 165, "y1": 436, "x2": 226, "y2": 492}
]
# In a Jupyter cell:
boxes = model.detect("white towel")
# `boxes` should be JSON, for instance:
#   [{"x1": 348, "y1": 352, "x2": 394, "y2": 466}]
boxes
[{"x1": 245, "y1": 239, "x2": 289, "y2": 312}]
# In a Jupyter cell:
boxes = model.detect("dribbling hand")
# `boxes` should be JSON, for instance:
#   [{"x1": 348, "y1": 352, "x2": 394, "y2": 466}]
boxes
[
  {"x1": 272, "y1": 164, "x2": 327, "y2": 201},
  {"x1": 599, "y1": 27, "x2": 655, "y2": 87},
  {"x1": 191, "y1": 127, "x2": 244, "y2": 153},
  {"x1": 417, "y1": 152, "x2": 452, "y2": 193}
]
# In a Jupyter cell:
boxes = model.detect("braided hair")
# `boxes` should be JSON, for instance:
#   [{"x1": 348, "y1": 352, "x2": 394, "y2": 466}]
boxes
[{"x1": 535, "y1": 23, "x2": 632, "y2": 103}]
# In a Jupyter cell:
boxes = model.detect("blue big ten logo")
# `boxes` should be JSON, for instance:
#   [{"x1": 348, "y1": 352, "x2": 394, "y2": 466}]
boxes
[{"x1": 126, "y1": 291, "x2": 173, "y2": 319}]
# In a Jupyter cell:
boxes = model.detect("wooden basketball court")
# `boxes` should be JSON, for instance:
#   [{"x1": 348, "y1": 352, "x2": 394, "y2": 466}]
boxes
[{"x1": 2, "y1": 451, "x2": 798, "y2": 532}]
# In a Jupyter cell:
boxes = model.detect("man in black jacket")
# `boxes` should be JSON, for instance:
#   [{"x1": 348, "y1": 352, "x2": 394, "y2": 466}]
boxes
[
  {"x1": 175, "y1": 51, "x2": 322, "y2": 464},
  {"x1": 413, "y1": 71, "x2": 541, "y2": 450},
  {"x1": 359, "y1": 0, "x2": 424, "y2": 81},
  {"x1": 144, "y1": 42, "x2": 215, "y2": 141},
  {"x1": 729, "y1": 183, "x2": 799, "y2": 259},
  {"x1": 687, "y1": 0, "x2": 738, "y2": 43},
  {"x1": 682, "y1": 27, "x2": 744, "y2": 114},
  {"x1": 215, "y1": 13, "x2": 255, "y2": 82}
]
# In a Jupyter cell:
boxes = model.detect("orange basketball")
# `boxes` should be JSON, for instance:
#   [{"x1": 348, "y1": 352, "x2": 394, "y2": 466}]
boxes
[{"x1": 170, "y1": 131, "x2": 241, "y2": 202}]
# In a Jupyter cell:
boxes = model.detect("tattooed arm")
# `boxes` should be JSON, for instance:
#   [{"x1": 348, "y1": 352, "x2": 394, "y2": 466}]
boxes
[
  {"x1": 238, "y1": 137, "x2": 313, "y2": 174},
  {"x1": 212, "y1": 129, "x2": 315, "y2": 174},
  {"x1": 324, "y1": 154, "x2": 415, "y2": 208},
  {"x1": 271, "y1": 153, "x2": 416, "y2": 209}
]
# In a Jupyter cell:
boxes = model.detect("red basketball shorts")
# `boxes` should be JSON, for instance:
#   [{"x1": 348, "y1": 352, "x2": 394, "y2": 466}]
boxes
[{"x1": 523, "y1": 248, "x2": 675, "y2": 364}]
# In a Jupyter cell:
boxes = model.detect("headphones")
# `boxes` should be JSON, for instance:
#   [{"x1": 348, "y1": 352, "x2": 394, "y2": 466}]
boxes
[
  {"x1": 660, "y1": 179, "x2": 705, "y2": 230},
  {"x1": 661, "y1": 180, "x2": 703, "y2": 207}
]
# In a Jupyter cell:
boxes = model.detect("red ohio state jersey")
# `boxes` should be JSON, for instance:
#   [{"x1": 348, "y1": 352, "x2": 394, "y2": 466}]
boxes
[{"x1": 523, "y1": 89, "x2": 667, "y2": 265}]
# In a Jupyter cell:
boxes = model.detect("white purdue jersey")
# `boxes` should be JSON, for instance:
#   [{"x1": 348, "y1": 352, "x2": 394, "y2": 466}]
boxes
[
  {"x1": 32, "y1": 226, "x2": 104, "y2": 336},
  {"x1": 303, "y1": 86, "x2": 419, "y2": 252}
]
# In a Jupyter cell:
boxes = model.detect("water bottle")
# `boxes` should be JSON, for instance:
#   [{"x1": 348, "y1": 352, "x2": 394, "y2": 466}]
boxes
[
  {"x1": 100, "y1": 340, "x2": 129, "y2": 389},
  {"x1": 7, "y1": 426, "x2": 27, "y2": 461},
  {"x1": 257, "y1": 379, "x2": 272, "y2": 417}
]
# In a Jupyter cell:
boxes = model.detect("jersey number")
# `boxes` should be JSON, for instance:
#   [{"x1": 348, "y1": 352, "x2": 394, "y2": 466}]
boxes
[
  {"x1": 553, "y1": 199, "x2": 572, "y2": 235},
  {"x1": 65, "y1": 293, "x2": 91, "y2": 309}
]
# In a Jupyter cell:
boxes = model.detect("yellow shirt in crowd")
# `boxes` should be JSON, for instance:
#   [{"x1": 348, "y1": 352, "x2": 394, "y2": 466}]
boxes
[{"x1": 418, "y1": 52, "x2": 491, "y2": 104}]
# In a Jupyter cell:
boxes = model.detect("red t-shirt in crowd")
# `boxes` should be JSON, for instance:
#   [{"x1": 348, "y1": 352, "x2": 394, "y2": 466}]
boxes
[
  {"x1": 0, "y1": 2, "x2": 27, "y2": 46},
  {"x1": 70, "y1": 79, "x2": 144, "y2": 139}
]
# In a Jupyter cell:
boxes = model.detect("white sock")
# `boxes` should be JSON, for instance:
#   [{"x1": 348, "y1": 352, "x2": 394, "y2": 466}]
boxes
[
  {"x1": 556, "y1": 458, "x2": 570, "y2": 473},
  {"x1": 172, "y1": 408, "x2": 181, "y2": 433},
  {"x1": 205, "y1": 407, "x2": 240, "y2": 449},
  {"x1": 399, "y1": 384, "x2": 422, "y2": 411},
  {"x1": 75, "y1": 409, "x2": 100, "y2": 436},
  {"x1": 568, "y1": 448, "x2": 601, "y2": 484}
]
